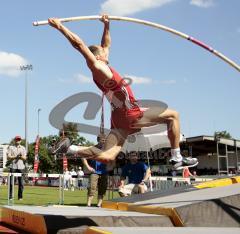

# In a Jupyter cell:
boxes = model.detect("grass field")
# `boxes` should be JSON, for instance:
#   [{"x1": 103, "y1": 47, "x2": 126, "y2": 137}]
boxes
[{"x1": 0, "y1": 185, "x2": 119, "y2": 207}]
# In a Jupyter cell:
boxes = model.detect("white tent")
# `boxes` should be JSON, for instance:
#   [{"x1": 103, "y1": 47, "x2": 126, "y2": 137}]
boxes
[{"x1": 121, "y1": 124, "x2": 184, "y2": 153}]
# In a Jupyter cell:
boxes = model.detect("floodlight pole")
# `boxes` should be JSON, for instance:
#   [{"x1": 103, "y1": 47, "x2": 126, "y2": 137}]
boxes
[
  {"x1": 37, "y1": 108, "x2": 41, "y2": 136},
  {"x1": 20, "y1": 64, "x2": 33, "y2": 154}
]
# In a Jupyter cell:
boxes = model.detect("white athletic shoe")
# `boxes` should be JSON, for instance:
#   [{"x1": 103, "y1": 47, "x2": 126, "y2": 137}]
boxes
[
  {"x1": 51, "y1": 138, "x2": 71, "y2": 155},
  {"x1": 67, "y1": 145, "x2": 93, "y2": 158},
  {"x1": 67, "y1": 145, "x2": 80, "y2": 154},
  {"x1": 170, "y1": 157, "x2": 198, "y2": 170}
]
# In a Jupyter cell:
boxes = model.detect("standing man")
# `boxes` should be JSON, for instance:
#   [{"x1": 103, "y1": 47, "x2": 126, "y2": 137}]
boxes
[
  {"x1": 63, "y1": 168, "x2": 71, "y2": 190},
  {"x1": 77, "y1": 166, "x2": 85, "y2": 190},
  {"x1": 118, "y1": 151, "x2": 151, "y2": 197},
  {"x1": 82, "y1": 134, "x2": 108, "y2": 207},
  {"x1": 7, "y1": 136, "x2": 27, "y2": 200},
  {"x1": 69, "y1": 168, "x2": 77, "y2": 191},
  {"x1": 48, "y1": 15, "x2": 198, "y2": 170}
]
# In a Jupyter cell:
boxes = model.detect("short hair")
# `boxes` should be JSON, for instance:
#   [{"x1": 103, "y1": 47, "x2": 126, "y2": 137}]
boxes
[
  {"x1": 97, "y1": 133, "x2": 106, "y2": 142},
  {"x1": 88, "y1": 45, "x2": 101, "y2": 56},
  {"x1": 129, "y1": 151, "x2": 138, "y2": 156}
]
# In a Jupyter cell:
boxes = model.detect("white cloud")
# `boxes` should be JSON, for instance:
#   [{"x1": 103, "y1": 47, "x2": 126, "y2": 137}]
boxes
[
  {"x1": 100, "y1": 0, "x2": 175, "y2": 16},
  {"x1": 0, "y1": 51, "x2": 28, "y2": 77},
  {"x1": 59, "y1": 73, "x2": 92, "y2": 84},
  {"x1": 190, "y1": 0, "x2": 215, "y2": 8},
  {"x1": 123, "y1": 74, "x2": 152, "y2": 84},
  {"x1": 61, "y1": 73, "x2": 173, "y2": 86},
  {"x1": 75, "y1": 74, "x2": 92, "y2": 83}
]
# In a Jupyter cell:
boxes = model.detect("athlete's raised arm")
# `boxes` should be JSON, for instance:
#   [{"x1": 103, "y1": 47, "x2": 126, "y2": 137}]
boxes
[
  {"x1": 100, "y1": 14, "x2": 111, "y2": 61},
  {"x1": 48, "y1": 18, "x2": 97, "y2": 69}
]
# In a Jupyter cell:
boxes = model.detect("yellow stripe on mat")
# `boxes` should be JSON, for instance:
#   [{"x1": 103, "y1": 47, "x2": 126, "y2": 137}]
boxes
[
  {"x1": 1, "y1": 207, "x2": 47, "y2": 234},
  {"x1": 102, "y1": 201, "x2": 130, "y2": 211},
  {"x1": 85, "y1": 227, "x2": 112, "y2": 234},
  {"x1": 101, "y1": 201, "x2": 118, "y2": 210},
  {"x1": 102, "y1": 201, "x2": 183, "y2": 227},
  {"x1": 128, "y1": 205, "x2": 183, "y2": 227},
  {"x1": 194, "y1": 176, "x2": 240, "y2": 189}
]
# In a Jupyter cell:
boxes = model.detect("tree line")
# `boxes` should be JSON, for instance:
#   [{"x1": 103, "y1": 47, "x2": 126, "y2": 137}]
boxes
[{"x1": 5, "y1": 123, "x2": 93, "y2": 173}]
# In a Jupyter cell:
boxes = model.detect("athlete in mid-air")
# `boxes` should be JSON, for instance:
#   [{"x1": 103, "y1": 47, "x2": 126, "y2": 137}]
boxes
[{"x1": 48, "y1": 15, "x2": 198, "y2": 170}]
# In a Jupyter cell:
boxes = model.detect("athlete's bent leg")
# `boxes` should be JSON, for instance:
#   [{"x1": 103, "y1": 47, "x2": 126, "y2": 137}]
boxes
[
  {"x1": 157, "y1": 109, "x2": 198, "y2": 169},
  {"x1": 157, "y1": 109, "x2": 180, "y2": 149},
  {"x1": 133, "y1": 107, "x2": 198, "y2": 170},
  {"x1": 132, "y1": 107, "x2": 180, "y2": 149},
  {"x1": 67, "y1": 129, "x2": 128, "y2": 163}
]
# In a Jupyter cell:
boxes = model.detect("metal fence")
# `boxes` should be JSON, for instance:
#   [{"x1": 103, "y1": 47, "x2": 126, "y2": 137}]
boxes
[{"x1": 0, "y1": 173, "x2": 215, "y2": 206}]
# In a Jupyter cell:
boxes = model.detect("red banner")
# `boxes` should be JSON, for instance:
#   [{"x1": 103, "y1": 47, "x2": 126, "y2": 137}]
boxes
[
  {"x1": 63, "y1": 155, "x2": 68, "y2": 171},
  {"x1": 33, "y1": 135, "x2": 40, "y2": 174}
]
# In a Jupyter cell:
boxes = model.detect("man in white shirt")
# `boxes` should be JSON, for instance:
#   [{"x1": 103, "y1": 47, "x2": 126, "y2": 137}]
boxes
[
  {"x1": 77, "y1": 167, "x2": 84, "y2": 190},
  {"x1": 63, "y1": 168, "x2": 71, "y2": 190},
  {"x1": 69, "y1": 168, "x2": 77, "y2": 191},
  {"x1": 7, "y1": 136, "x2": 27, "y2": 200}
]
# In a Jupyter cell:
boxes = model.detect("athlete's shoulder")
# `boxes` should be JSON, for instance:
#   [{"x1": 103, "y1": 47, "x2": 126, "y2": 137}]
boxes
[{"x1": 90, "y1": 61, "x2": 112, "y2": 79}]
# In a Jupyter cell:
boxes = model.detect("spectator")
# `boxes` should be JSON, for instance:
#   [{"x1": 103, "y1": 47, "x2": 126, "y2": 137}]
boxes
[
  {"x1": 7, "y1": 136, "x2": 27, "y2": 200},
  {"x1": 63, "y1": 168, "x2": 71, "y2": 190},
  {"x1": 69, "y1": 168, "x2": 77, "y2": 191},
  {"x1": 2, "y1": 177, "x2": 7, "y2": 185},
  {"x1": 192, "y1": 170, "x2": 197, "y2": 177},
  {"x1": 171, "y1": 170, "x2": 177, "y2": 177},
  {"x1": 182, "y1": 166, "x2": 193, "y2": 185},
  {"x1": 77, "y1": 166, "x2": 85, "y2": 190},
  {"x1": 82, "y1": 134, "x2": 108, "y2": 207},
  {"x1": 118, "y1": 151, "x2": 151, "y2": 197}
]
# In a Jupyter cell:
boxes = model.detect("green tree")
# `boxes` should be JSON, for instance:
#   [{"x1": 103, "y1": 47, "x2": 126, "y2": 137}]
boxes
[
  {"x1": 214, "y1": 131, "x2": 232, "y2": 139},
  {"x1": 27, "y1": 136, "x2": 57, "y2": 173},
  {"x1": 26, "y1": 123, "x2": 94, "y2": 173},
  {"x1": 62, "y1": 122, "x2": 93, "y2": 146},
  {"x1": 62, "y1": 122, "x2": 78, "y2": 141}
]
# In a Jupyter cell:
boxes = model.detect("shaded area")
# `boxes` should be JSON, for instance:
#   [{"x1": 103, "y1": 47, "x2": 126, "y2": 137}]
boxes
[
  {"x1": 43, "y1": 214, "x2": 173, "y2": 233},
  {"x1": 0, "y1": 222, "x2": 30, "y2": 234},
  {"x1": 43, "y1": 216, "x2": 97, "y2": 234},
  {"x1": 175, "y1": 192, "x2": 240, "y2": 227},
  {"x1": 110, "y1": 183, "x2": 240, "y2": 227},
  {"x1": 213, "y1": 196, "x2": 240, "y2": 225}
]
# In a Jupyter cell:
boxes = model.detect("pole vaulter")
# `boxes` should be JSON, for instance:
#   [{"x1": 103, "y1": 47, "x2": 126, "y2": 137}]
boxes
[{"x1": 33, "y1": 15, "x2": 240, "y2": 73}]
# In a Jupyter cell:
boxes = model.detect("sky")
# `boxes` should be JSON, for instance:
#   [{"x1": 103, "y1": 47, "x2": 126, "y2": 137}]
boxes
[{"x1": 0, "y1": 0, "x2": 240, "y2": 144}]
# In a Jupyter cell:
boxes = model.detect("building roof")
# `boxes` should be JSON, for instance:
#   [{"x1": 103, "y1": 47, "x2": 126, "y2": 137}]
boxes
[{"x1": 184, "y1": 135, "x2": 240, "y2": 154}]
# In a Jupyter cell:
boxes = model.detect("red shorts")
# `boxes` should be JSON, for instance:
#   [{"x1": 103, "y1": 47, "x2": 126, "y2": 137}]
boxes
[{"x1": 111, "y1": 107, "x2": 144, "y2": 133}]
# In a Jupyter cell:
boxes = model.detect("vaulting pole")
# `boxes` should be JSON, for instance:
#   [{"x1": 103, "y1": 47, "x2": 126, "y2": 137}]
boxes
[{"x1": 33, "y1": 15, "x2": 240, "y2": 72}]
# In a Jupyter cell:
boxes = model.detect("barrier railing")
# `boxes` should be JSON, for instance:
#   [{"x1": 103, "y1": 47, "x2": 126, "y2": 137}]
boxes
[
  {"x1": 150, "y1": 176, "x2": 213, "y2": 191},
  {"x1": 0, "y1": 173, "x2": 216, "y2": 206},
  {"x1": 105, "y1": 175, "x2": 215, "y2": 198},
  {"x1": 1, "y1": 172, "x2": 114, "y2": 205},
  {"x1": 4, "y1": 173, "x2": 63, "y2": 206}
]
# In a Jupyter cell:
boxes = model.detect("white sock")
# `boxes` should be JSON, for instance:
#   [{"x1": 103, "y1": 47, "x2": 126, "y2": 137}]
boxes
[
  {"x1": 170, "y1": 148, "x2": 182, "y2": 162},
  {"x1": 67, "y1": 145, "x2": 91, "y2": 156},
  {"x1": 67, "y1": 145, "x2": 80, "y2": 154}
]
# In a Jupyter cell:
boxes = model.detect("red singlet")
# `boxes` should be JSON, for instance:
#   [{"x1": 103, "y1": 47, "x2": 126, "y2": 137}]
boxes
[{"x1": 93, "y1": 67, "x2": 143, "y2": 132}]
